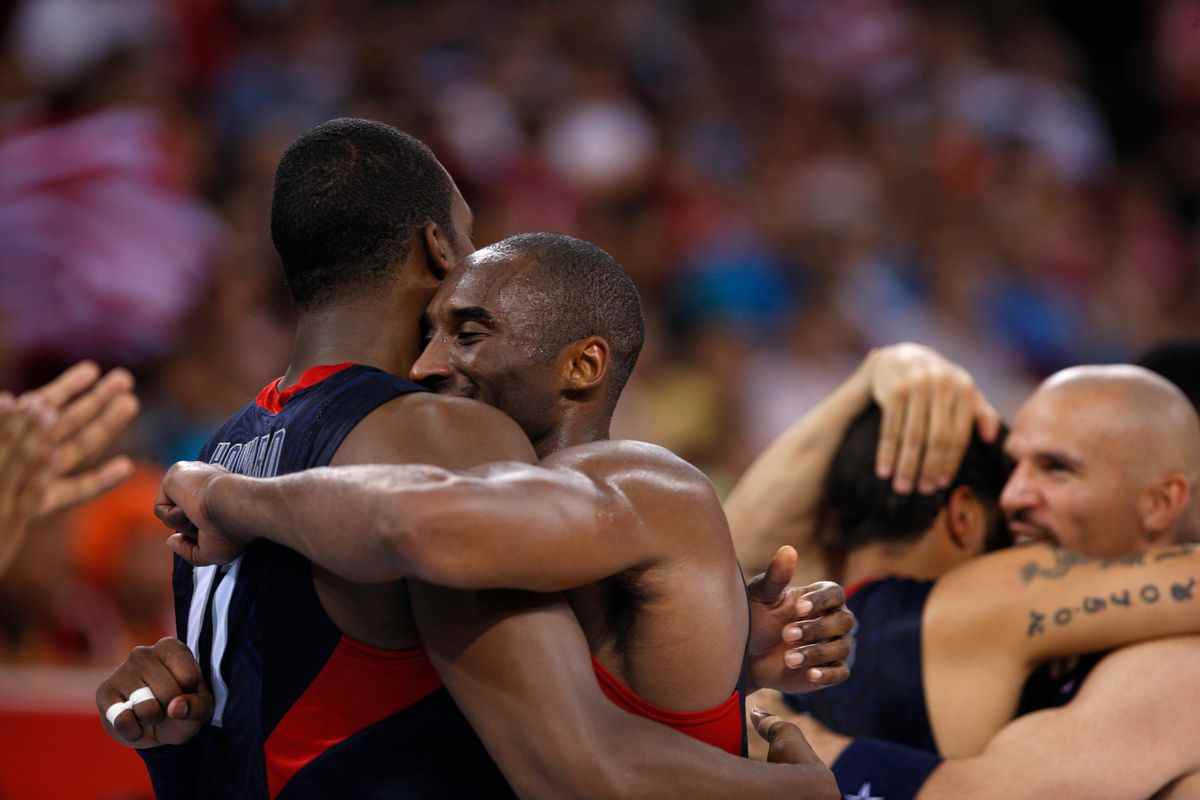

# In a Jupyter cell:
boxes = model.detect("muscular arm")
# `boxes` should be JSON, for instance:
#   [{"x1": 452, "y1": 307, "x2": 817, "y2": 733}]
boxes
[
  {"x1": 924, "y1": 542, "x2": 1200, "y2": 755},
  {"x1": 191, "y1": 440, "x2": 713, "y2": 593},
  {"x1": 317, "y1": 393, "x2": 836, "y2": 797},
  {"x1": 315, "y1": 395, "x2": 834, "y2": 796},
  {"x1": 920, "y1": 637, "x2": 1200, "y2": 798},
  {"x1": 409, "y1": 582, "x2": 838, "y2": 799},
  {"x1": 725, "y1": 361, "x2": 871, "y2": 578}
]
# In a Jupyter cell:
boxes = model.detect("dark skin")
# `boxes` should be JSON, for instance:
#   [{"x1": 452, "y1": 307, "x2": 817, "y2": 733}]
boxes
[
  {"x1": 101, "y1": 180, "x2": 842, "y2": 795},
  {"x1": 160, "y1": 248, "x2": 854, "y2": 710}
]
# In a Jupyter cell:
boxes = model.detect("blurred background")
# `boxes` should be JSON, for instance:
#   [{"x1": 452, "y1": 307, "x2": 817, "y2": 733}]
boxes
[{"x1": 0, "y1": 0, "x2": 1198, "y2": 795}]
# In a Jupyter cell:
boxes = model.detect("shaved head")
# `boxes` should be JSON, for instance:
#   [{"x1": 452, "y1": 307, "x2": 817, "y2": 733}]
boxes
[
  {"x1": 1002, "y1": 364, "x2": 1200, "y2": 555},
  {"x1": 1037, "y1": 365, "x2": 1200, "y2": 486}
]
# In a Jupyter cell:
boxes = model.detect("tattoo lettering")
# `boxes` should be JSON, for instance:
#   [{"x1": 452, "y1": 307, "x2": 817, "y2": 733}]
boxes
[
  {"x1": 1154, "y1": 543, "x2": 1198, "y2": 562},
  {"x1": 1017, "y1": 544, "x2": 1196, "y2": 585},
  {"x1": 1025, "y1": 578, "x2": 1196, "y2": 637},
  {"x1": 1099, "y1": 552, "x2": 1146, "y2": 569},
  {"x1": 1171, "y1": 577, "x2": 1196, "y2": 602},
  {"x1": 1020, "y1": 550, "x2": 1094, "y2": 583}
]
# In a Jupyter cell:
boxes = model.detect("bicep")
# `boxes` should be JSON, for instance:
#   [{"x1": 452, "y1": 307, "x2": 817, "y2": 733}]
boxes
[
  {"x1": 407, "y1": 583, "x2": 618, "y2": 798},
  {"x1": 922, "y1": 545, "x2": 1200, "y2": 756},
  {"x1": 922, "y1": 638, "x2": 1200, "y2": 799},
  {"x1": 407, "y1": 464, "x2": 656, "y2": 592},
  {"x1": 1017, "y1": 553, "x2": 1200, "y2": 665},
  {"x1": 921, "y1": 707, "x2": 1128, "y2": 797},
  {"x1": 933, "y1": 545, "x2": 1200, "y2": 669}
]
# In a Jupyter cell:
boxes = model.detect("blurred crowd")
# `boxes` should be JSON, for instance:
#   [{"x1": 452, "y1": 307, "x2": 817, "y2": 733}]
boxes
[{"x1": 1, "y1": 0, "x2": 1198, "y2": 666}]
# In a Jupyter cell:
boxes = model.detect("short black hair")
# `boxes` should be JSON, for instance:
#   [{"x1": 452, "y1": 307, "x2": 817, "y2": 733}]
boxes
[
  {"x1": 1137, "y1": 339, "x2": 1200, "y2": 414},
  {"x1": 270, "y1": 118, "x2": 455, "y2": 309},
  {"x1": 493, "y1": 232, "x2": 645, "y2": 406},
  {"x1": 818, "y1": 404, "x2": 1013, "y2": 554}
]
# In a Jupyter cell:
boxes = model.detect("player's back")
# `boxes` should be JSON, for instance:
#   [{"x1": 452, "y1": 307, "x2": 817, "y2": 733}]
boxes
[
  {"x1": 788, "y1": 576, "x2": 1102, "y2": 757},
  {"x1": 787, "y1": 577, "x2": 939, "y2": 752},
  {"x1": 548, "y1": 440, "x2": 751, "y2": 756},
  {"x1": 143, "y1": 363, "x2": 516, "y2": 799}
]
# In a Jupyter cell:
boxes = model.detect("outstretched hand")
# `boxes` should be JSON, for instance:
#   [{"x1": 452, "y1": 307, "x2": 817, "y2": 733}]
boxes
[
  {"x1": 746, "y1": 546, "x2": 855, "y2": 694},
  {"x1": 0, "y1": 394, "x2": 56, "y2": 575},
  {"x1": 31, "y1": 361, "x2": 139, "y2": 515},
  {"x1": 866, "y1": 343, "x2": 1000, "y2": 495}
]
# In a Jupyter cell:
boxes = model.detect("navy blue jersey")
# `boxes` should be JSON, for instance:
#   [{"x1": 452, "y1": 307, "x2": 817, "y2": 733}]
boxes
[
  {"x1": 787, "y1": 576, "x2": 1106, "y2": 756},
  {"x1": 786, "y1": 577, "x2": 939, "y2": 753},
  {"x1": 1015, "y1": 652, "x2": 1103, "y2": 715},
  {"x1": 139, "y1": 363, "x2": 516, "y2": 799}
]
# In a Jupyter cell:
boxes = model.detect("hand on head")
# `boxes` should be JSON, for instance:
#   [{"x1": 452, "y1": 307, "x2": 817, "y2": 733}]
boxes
[{"x1": 866, "y1": 343, "x2": 1000, "y2": 495}]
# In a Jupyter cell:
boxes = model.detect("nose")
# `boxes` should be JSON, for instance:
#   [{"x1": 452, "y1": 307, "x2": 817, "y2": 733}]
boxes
[
  {"x1": 1000, "y1": 461, "x2": 1038, "y2": 518},
  {"x1": 410, "y1": 335, "x2": 453, "y2": 386}
]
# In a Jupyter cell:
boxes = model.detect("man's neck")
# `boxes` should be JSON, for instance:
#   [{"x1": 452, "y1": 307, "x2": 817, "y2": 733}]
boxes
[
  {"x1": 282, "y1": 289, "x2": 429, "y2": 388},
  {"x1": 533, "y1": 408, "x2": 612, "y2": 460},
  {"x1": 842, "y1": 537, "x2": 947, "y2": 587}
]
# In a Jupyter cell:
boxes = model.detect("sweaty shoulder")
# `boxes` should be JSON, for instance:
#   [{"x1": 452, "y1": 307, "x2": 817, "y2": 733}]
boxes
[
  {"x1": 544, "y1": 440, "x2": 727, "y2": 538},
  {"x1": 544, "y1": 439, "x2": 713, "y2": 492},
  {"x1": 333, "y1": 392, "x2": 537, "y2": 470}
]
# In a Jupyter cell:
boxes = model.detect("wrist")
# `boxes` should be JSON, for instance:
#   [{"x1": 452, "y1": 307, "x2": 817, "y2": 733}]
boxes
[
  {"x1": 203, "y1": 471, "x2": 251, "y2": 546},
  {"x1": 848, "y1": 352, "x2": 876, "y2": 403}
]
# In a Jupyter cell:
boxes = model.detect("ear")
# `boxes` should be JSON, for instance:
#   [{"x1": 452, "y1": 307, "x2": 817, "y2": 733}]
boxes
[
  {"x1": 944, "y1": 485, "x2": 985, "y2": 554},
  {"x1": 561, "y1": 337, "x2": 610, "y2": 395},
  {"x1": 1138, "y1": 473, "x2": 1191, "y2": 544},
  {"x1": 418, "y1": 221, "x2": 454, "y2": 283}
]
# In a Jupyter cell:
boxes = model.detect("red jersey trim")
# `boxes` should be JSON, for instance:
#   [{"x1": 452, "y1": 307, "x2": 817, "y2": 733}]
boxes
[
  {"x1": 591, "y1": 657, "x2": 743, "y2": 755},
  {"x1": 844, "y1": 576, "x2": 885, "y2": 600},
  {"x1": 255, "y1": 363, "x2": 355, "y2": 414},
  {"x1": 263, "y1": 636, "x2": 442, "y2": 799}
]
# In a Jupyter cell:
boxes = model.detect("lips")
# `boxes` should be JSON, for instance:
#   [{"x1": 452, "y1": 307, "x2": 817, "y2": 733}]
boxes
[{"x1": 1010, "y1": 521, "x2": 1056, "y2": 547}]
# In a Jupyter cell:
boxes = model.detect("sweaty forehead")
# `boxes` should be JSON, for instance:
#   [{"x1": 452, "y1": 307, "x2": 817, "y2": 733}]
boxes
[{"x1": 431, "y1": 250, "x2": 535, "y2": 316}]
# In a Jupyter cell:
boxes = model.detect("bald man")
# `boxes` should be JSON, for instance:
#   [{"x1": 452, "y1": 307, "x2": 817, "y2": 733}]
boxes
[
  {"x1": 1003, "y1": 365, "x2": 1200, "y2": 555},
  {"x1": 733, "y1": 354, "x2": 1200, "y2": 797}
]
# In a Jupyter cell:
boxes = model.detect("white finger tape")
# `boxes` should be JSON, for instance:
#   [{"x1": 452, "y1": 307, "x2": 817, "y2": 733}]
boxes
[
  {"x1": 105, "y1": 700, "x2": 132, "y2": 727},
  {"x1": 128, "y1": 687, "x2": 157, "y2": 706}
]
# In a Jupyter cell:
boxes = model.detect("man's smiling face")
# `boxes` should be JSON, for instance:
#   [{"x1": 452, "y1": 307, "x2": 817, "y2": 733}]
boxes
[{"x1": 1000, "y1": 383, "x2": 1147, "y2": 557}]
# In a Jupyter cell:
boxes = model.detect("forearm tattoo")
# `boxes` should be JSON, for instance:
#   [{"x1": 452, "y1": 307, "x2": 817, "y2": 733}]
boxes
[
  {"x1": 1019, "y1": 544, "x2": 1198, "y2": 584},
  {"x1": 1026, "y1": 576, "x2": 1197, "y2": 637}
]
